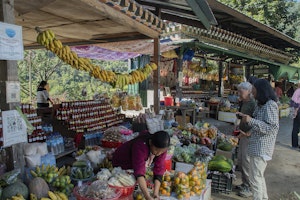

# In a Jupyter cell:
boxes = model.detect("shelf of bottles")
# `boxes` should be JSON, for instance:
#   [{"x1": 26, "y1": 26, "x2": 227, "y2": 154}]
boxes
[
  {"x1": 55, "y1": 98, "x2": 125, "y2": 132},
  {"x1": 21, "y1": 104, "x2": 47, "y2": 143}
]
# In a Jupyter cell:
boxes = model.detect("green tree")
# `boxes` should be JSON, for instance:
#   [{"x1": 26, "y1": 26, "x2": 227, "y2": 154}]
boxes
[
  {"x1": 218, "y1": 0, "x2": 300, "y2": 39},
  {"x1": 18, "y1": 49, "x2": 129, "y2": 103}
]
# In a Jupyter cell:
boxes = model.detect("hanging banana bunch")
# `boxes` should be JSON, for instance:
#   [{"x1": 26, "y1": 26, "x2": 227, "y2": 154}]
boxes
[{"x1": 36, "y1": 29, "x2": 158, "y2": 89}]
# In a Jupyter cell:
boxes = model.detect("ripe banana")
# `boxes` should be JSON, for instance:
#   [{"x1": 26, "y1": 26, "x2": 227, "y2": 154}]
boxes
[{"x1": 48, "y1": 191, "x2": 58, "y2": 200}]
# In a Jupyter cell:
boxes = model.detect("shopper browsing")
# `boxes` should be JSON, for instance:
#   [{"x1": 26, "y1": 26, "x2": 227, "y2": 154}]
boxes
[
  {"x1": 235, "y1": 82, "x2": 256, "y2": 198},
  {"x1": 290, "y1": 82, "x2": 300, "y2": 148},
  {"x1": 112, "y1": 131, "x2": 170, "y2": 200},
  {"x1": 37, "y1": 80, "x2": 53, "y2": 108},
  {"x1": 237, "y1": 78, "x2": 279, "y2": 200}
]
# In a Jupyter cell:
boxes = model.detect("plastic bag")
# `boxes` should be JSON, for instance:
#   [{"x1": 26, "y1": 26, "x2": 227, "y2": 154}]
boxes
[{"x1": 0, "y1": 169, "x2": 21, "y2": 187}]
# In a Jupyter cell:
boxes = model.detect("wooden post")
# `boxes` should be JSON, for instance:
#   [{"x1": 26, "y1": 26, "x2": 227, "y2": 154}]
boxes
[
  {"x1": 176, "y1": 57, "x2": 183, "y2": 100},
  {"x1": 218, "y1": 61, "x2": 223, "y2": 97},
  {"x1": 153, "y1": 38, "x2": 160, "y2": 114},
  {"x1": 0, "y1": 0, "x2": 22, "y2": 171},
  {"x1": 245, "y1": 64, "x2": 251, "y2": 80}
]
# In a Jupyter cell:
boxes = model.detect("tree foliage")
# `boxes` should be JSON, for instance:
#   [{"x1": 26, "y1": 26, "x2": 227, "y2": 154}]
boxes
[
  {"x1": 18, "y1": 49, "x2": 128, "y2": 104},
  {"x1": 218, "y1": 0, "x2": 300, "y2": 39}
]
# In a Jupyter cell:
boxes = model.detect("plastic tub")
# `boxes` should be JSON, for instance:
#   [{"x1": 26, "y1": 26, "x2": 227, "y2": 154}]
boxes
[
  {"x1": 108, "y1": 184, "x2": 136, "y2": 197},
  {"x1": 164, "y1": 97, "x2": 174, "y2": 106},
  {"x1": 101, "y1": 140, "x2": 123, "y2": 148}
]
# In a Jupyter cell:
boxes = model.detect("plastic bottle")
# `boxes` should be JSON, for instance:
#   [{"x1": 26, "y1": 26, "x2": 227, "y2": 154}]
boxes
[{"x1": 60, "y1": 135, "x2": 65, "y2": 153}]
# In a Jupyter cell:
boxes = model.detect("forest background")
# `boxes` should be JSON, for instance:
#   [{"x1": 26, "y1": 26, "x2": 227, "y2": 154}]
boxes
[{"x1": 18, "y1": 0, "x2": 300, "y2": 104}]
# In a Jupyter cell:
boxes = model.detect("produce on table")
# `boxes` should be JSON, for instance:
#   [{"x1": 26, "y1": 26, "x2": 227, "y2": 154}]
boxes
[
  {"x1": 71, "y1": 161, "x2": 94, "y2": 180},
  {"x1": 102, "y1": 128, "x2": 123, "y2": 143},
  {"x1": 217, "y1": 140, "x2": 234, "y2": 151},
  {"x1": 173, "y1": 172, "x2": 190, "y2": 199},
  {"x1": 98, "y1": 158, "x2": 113, "y2": 171},
  {"x1": 208, "y1": 155, "x2": 233, "y2": 173},
  {"x1": 30, "y1": 165, "x2": 74, "y2": 195},
  {"x1": 74, "y1": 180, "x2": 122, "y2": 200},
  {"x1": 188, "y1": 162, "x2": 207, "y2": 196},
  {"x1": 194, "y1": 146, "x2": 214, "y2": 163},
  {"x1": 28, "y1": 177, "x2": 50, "y2": 199},
  {"x1": 0, "y1": 169, "x2": 20, "y2": 187},
  {"x1": 108, "y1": 168, "x2": 136, "y2": 187},
  {"x1": 1, "y1": 181, "x2": 29, "y2": 200},
  {"x1": 96, "y1": 168, "x2": 112, "y2": 181},
  {"x1": 159, "y1": 171, "x2": 173, "y2": 197}
]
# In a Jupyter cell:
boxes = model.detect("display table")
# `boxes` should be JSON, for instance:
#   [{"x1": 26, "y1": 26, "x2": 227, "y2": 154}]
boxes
[
  {"x1": 206, "y1": 102, "x2": 220, "y2": 119},
  {"x1": 161, "y1": 106, "x2": 196, "y2": 126}
]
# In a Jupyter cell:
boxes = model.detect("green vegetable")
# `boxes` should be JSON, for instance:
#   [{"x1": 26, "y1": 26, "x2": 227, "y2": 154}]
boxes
[
  {"x1": 0, "y1": 169, "x2": 20, "y2": 187},
  {"x1": 1, "y1": 181, "x2": 29, "y2": 200}
]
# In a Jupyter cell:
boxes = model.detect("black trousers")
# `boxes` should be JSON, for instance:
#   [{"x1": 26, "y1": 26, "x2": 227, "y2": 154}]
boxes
[{"x1": 292, "y1": 113, "x2": 300, "y2": 147}]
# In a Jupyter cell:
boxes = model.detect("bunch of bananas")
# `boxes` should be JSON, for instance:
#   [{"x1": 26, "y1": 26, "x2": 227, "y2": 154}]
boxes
[
  {"x1": 37, "y1": 29, "x2": 158, "y2": 88},
  {"x1": 10, "y1": 194, "x2": 26, "y2": 200},
  {"x1": 41, "y1": 191, "x2": 68, "y2": 200},
  {"x1": 30, "y1": 165, "x2": 71, "y2": 183},
  {"x1": 116, "y1": 74, "x2": 132, "y2": 89}
]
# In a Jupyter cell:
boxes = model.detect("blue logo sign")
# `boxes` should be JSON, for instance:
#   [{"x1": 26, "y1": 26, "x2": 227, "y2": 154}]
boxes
[{"x1": 5, "y1": 28, "x2": 16, "y2": 38}]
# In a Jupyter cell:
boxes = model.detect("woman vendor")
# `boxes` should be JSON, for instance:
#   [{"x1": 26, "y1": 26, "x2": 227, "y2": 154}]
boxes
[{"x1": 112, "y1": 131, "x2": 170, "y2": 200}]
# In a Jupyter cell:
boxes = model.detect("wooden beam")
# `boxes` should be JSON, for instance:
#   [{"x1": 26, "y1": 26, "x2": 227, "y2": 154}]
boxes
[
  {"x1": 80, "y1": 0, "x2": 160, "y2": 38},
  {"x1": 207, "y1": 0, "x2": 300, "y2": 49},
  {"x1": 153, "y1": 38, "x2": 160, "y2": 114},
  {"x1": 0, "y1": 0, "x2": 21, "y2": 171}
]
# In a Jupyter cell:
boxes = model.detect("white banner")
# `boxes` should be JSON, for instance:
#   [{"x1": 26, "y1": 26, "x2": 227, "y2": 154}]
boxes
[
  {"x1": 2, "y1": 110, "x2": 27, "y2": 147},
  {"x1": 0, "y1": 22, "x2": 24, "y2": 60}
]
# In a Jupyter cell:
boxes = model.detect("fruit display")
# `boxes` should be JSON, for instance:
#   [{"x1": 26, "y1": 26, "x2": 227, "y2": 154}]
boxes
[
  {"x1": 30, "y1": 165, "x2": 74, "y2": 195},
  {"x1": 36, "y1": 30, "x2": 157, "y2": 88},
  {"x1": 71, "y1": 161, "x2": 94, "y2": 180},
  {"x1": 28, "y1": 177, "x2": 50, "y2": 199},
  {"x1": 159, "y1": 171, "x2": 174, "y2": 197},
  {"x1": 173, "y1": 172, "x2": 190, "y2": 199},
  {"x1": 219, "y1": 106, "x2": 238, "y2": 113},
  {"x1": 208, "y1": 155, "x2": 233, "y2": 173},
  {"x1": 121, "y1": 94, "x2": 143, "y2": 111},
  {"x1": 217, "y1": 139, "x2": 234, "y2": 151},
  {"x1": 1, "y1": 181, "x2": 29, "y2": 200},
  {"x1": 98, "y1": 158, "x2": 114, "y2": 171},
  {"x1": 188, "y1": 162, "x2": 207, "y2": 196},
  {"x1": 229, "y1": 74, "x2": 244, "y2": 84}
]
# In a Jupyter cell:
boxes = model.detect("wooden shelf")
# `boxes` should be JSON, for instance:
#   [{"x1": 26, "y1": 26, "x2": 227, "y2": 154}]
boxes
[{"x1": 55, "y1": 147, "x2": 77, "y2": 159}]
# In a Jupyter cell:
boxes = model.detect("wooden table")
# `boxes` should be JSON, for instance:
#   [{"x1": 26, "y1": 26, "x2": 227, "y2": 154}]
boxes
[{"x1": 161, "y1": 106, "x2": 196, "y2": 126}]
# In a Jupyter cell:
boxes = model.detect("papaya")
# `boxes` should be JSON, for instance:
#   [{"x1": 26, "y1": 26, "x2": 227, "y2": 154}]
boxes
[
  {"x1": 217, "y1": 142, "x2": 233, "y2": 151},
  {"x1": 208, "y1": 160, "x2": 232, "y2": 173}
]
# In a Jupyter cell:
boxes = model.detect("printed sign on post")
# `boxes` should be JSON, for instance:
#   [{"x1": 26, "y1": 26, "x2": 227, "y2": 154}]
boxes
[
  {"x1": 6, "y1": 81, "x2": 20, "y2": 103},
  {"x1": 2, "y1": 110, "x2": 27, "y2": 147},
  {"x1": 0, "y1": 22, "x2": 24, "y2": 60}
]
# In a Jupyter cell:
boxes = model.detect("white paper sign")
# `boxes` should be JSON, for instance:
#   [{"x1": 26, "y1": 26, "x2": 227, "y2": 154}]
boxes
[
  {"x1": 2, "y1": 110, "x2": 27, "y2": 147},
  {"x1": 6, "y1": 81, "x2": 20, "y2": 103},
  {"x1": 0, "y1": 22, "x2": 24, "y2": 60}
]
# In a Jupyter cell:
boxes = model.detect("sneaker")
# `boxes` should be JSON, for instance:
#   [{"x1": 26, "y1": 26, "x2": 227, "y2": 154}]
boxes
[
  {"x1": 235, "y1": 183, "x2": 246, "y2": 190},
  {"x1": 238, "y1": 187, "x2": 253, "y2": 198}
]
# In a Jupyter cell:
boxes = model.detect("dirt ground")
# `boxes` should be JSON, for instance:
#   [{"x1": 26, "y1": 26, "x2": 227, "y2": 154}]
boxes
[{"x1": 207, "y1": 117, "x2": 300, "y2": 200}]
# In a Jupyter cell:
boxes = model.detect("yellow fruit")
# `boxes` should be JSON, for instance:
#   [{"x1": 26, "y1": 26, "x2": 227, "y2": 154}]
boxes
[{"x1": 48, "y1": 191, "x2": 58, "y2": 200}]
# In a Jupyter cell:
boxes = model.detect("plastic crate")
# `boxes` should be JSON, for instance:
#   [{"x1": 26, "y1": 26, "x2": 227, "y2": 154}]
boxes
[{"x1": 208, "y1": 173, "x2": 232, "y2": 194}]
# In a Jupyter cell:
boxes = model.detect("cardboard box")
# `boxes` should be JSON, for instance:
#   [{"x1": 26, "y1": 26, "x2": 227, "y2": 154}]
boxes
[
  {"x1": 175, "y1": 161, "x2": 194, "y2": 173},
  {"x1": 218, "y1": 111, "x2": 237, "y2": 123},
  {"x1": 175, "y1": 115, "x2": 190, "y2": 126},
  {"x1": 280, "y1": 108, "x2": 290, "y2": 118}
]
